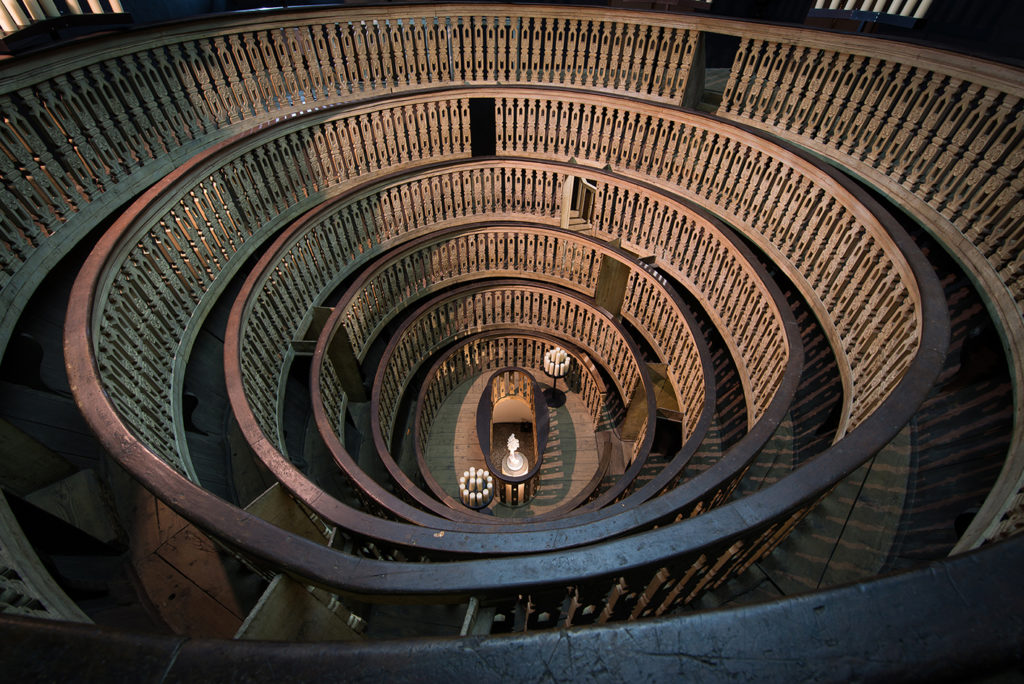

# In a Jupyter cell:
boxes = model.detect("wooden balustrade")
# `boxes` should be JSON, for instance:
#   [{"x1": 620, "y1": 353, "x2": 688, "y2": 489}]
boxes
[
  {"x1": 322, "y1": 278, "x2": 669, "y2": 528},
  {"x1": 339, "y1": 226, "x2": 597, "y2": 361},
  {"x1": 0, "y1": 5, "x2": 703, "y2": 356},
  {"x1": 232, "y1": 159, "x2": 795, "y2": 477},
  {"x1": 84, "y1": 95, "x2": 469, "y2": 478},
  {"x1": 710, "y1": 28, "x2": 1024, "y2": 550},
  {"x1": 808, "y1": 0, "x2": 933, "y2": 20},
  {"x1": 219, "y1": 153, "x2": 792, "y2": 479},
  {"x1": 56, "y1": 6, "x2": 962, "y2": 621},
  {"x1": 8, "y1": 7, "x2": 954, "y2": 466},
  {"x1": 307, "y1": 223, "x2": 717, "y2": 518},
  {"x1": 369, "y1": 284, "x2": 643, "y2": 450},
  {"x1": 317, "y1": 224, "x2": 706, "y2": 451},
  {"x1": 288, "y1": 221, "x2": 683, "y2": 522},
  {"x1": 0, "y1": 0, "x2": 126, "y2": 37},
  {"x1": 587, "y1": 180, "x2": 787, "y2": 427},
  {"x1": 494, "y1": 90, "x2": 923, "y2": 437},
  {"x1": 719, "y1": 35, "x2": 1022, "y2": 317},
  {"x1": 621, "y1": 268, "x2": 703, "y2": 437},
  {"x1": 239, "y1": 163, "x2": 563, "y2": 448}
]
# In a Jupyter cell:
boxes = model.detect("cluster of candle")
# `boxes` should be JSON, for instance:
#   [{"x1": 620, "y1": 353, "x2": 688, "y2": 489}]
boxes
[
  {"x1": 459, "y1": 467, "x2": 493, "y2": 507},
  {"x1": 544, "y1": 347, "x2": 570, "y2": 377}
]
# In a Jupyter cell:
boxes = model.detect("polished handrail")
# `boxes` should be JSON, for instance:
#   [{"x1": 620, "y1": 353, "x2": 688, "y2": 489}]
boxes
[
  {"x1": 56, "y1": 5, "x2": 956, "y2": 615},
  {"x1": 65, "y1": 92, "x2": 936, "y2": 604}
]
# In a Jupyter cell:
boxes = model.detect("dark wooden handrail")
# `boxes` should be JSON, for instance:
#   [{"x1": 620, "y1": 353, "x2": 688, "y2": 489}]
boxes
[{"x1": 55, "y1": 6, "x2": 953, "y2": 616}]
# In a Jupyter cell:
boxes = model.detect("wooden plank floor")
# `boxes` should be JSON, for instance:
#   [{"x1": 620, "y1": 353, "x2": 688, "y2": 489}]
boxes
[{"x1": 424, "y1": 371, "x2": 601, "y2": 518}]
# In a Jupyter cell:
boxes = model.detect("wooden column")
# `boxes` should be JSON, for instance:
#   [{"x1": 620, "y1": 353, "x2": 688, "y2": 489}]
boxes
[
  {"x1": 327, "y1": 326, "x2": 368, "y2": 402},
  {"x1": 291, "y1": 306, "x2": 334, "y2": 356},
  {"x1": 594, "y1": 252, "x2": 630, "y2": 318}
]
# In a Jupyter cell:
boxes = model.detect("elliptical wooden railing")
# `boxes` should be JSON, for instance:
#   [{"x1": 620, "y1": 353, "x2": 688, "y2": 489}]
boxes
[
  {"x1": 35, "y1": 6, "x2": 963, "y2": 624},
  {"x1": 64, "y1": 89, "x2": 943, "y2": 616},
  {"x1": 709, "y1": 26, "x2": 1024, "y2": 551},
  {"x1": 0, "y1": 5, "x2": 706, "y2": 357},
  {"x1": 240, "y1": 163, "x2": 565, "y2": 453},
  {"x1": 231, "y1": 159, "x2": 786, "y2": 476},
  {"x1": 338, "y1": 280, "x2": 659, "y2": 526},
  {"x1": 493, "y1": 90, "x2": 924, "y2": 438},
  {"x1": 0, "y1": 4, "x2": 981, "y2": 459},
  {"x1": 226, "y1": 166, "x2": 805, "y2": 526},
  {"x1": 324, "y1": 224, "x2": 708, "y2": 446},
  {"x1": 71, "y1": 94, "x2": 470, "y2": 481}
]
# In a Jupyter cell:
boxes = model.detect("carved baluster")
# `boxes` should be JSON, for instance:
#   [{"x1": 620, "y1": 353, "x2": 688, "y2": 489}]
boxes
[
  {"x1": 535, "y1": 16, "x2": 553, "y2": 84},
  {"x1": 593, "y1": 20, "x2": 613, "y2": 89},
  {"x1": 366, "y1": 19, "x2": 387, "y2": 89},
  {"x1": 522, "y1": 15, "x2": 538, "y2": 83},
  {"x1": 621, "y1": 22, "x2": 642, "y2": 94},
  {"x1": 749, "y1": 42, "x2": 784, "y2": 124},
  {"x1": 580, "y1": 20, "x2": 599, "y2": 88},
  {"x1": 637, "y1": 23, "x2": 657, "y2": 97},
  {"x1": 313, "y1": 23, "x2": 343, "y2": 100},
  {"x1": 608, "y1": 20, "x2": 627, "y2": 92},
  {"x1": 431, "y1": 17, "x2": 451, "y2": 85},
  {"x1": 3, "y1": 102, "x2": 79, "y2": 226},
  {"x1": 401, "y1": 17, "x2": 424, "y2": 87},
  {"x1": 293, "y1": 26, "x2": 320, "y2": 103},
  {"x1": 568, "y1": 102, "x2": 589, "y2": 160},
  {"x1": 447, "y1": 16, "x2": 465, "y2": 83},
  {"x1": 563, "y1": 19, "x2": 581, "y2": 87},
  {"x1": 118, "y1": 53, "x2": 179, "y2": 154},
  {"x1": 351, "y1": 21, "x2": 373, "y2": 91},
  {"x1": 334, "y1": 22, "x2": 358, "y2": 92},
  {"x1": 102, "y1": 60, "x2": 160, "y2": 163},
  {"x1": 18, "y1": 85, "x2": 93, "y2": 212},
  {"x1": 188, "y1": 40, "x2": 231, "y2": 125},
  {"x1": 230, "y1": 34, "x2": 267, "y2": 115}
]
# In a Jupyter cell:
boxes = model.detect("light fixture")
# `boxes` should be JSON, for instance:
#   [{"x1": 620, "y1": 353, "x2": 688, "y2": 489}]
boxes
[
  {"x1": 543, "y1": 346, "x2": 571, "y2": 407},
  {"x1": 459, "y1": 466, "x2": 493, "y2": 508}
]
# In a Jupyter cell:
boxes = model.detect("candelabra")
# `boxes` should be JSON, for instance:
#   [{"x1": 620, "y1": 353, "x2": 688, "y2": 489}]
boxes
[
  {"x1": 543, "y1": 346, "x2": 571, "y2": 408},
  {"x1": 458, "y1": 466, "x2": 493, "y2": 509}
]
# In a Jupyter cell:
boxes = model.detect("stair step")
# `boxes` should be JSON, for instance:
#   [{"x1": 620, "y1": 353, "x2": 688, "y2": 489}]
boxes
[
  {"x1": 0, "y1": 417, "x2": 77, "y2": 498},
  {"x1": 26, "y1": 470, "x2": 122, "y2": 546}
]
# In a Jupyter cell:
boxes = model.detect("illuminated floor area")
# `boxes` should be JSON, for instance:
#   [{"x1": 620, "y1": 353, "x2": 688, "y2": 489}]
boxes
[{"x1": 423, "y1": 371, "x2": 604, "y2": 518}]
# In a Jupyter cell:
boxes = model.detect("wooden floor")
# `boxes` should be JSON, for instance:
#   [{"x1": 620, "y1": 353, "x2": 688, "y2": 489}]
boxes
[{"x1": 424, "y1": 371, "x2": 601, "y2": 518}]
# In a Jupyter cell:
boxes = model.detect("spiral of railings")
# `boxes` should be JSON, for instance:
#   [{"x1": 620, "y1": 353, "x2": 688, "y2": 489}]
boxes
[
  {"x1": 62, "y1": 87, "x2": 946, "y2": 625},
  {"x1": 2, "y1": 3, "x2": 1020, "y2": 663}
]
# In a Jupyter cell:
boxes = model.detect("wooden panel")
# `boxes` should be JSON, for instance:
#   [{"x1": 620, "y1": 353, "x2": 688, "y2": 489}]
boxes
[
  {"x1": 235, "y1": 574, "x2": 363, "y2": 642},
  {"x1": 244, "y1": 483, "x2": 329, "y2": 545}
]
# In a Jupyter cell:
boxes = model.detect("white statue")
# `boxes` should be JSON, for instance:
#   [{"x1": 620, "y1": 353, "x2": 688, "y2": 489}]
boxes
[{"x1": 504, "y1": 433, "x2": 525, "y2": 474}]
